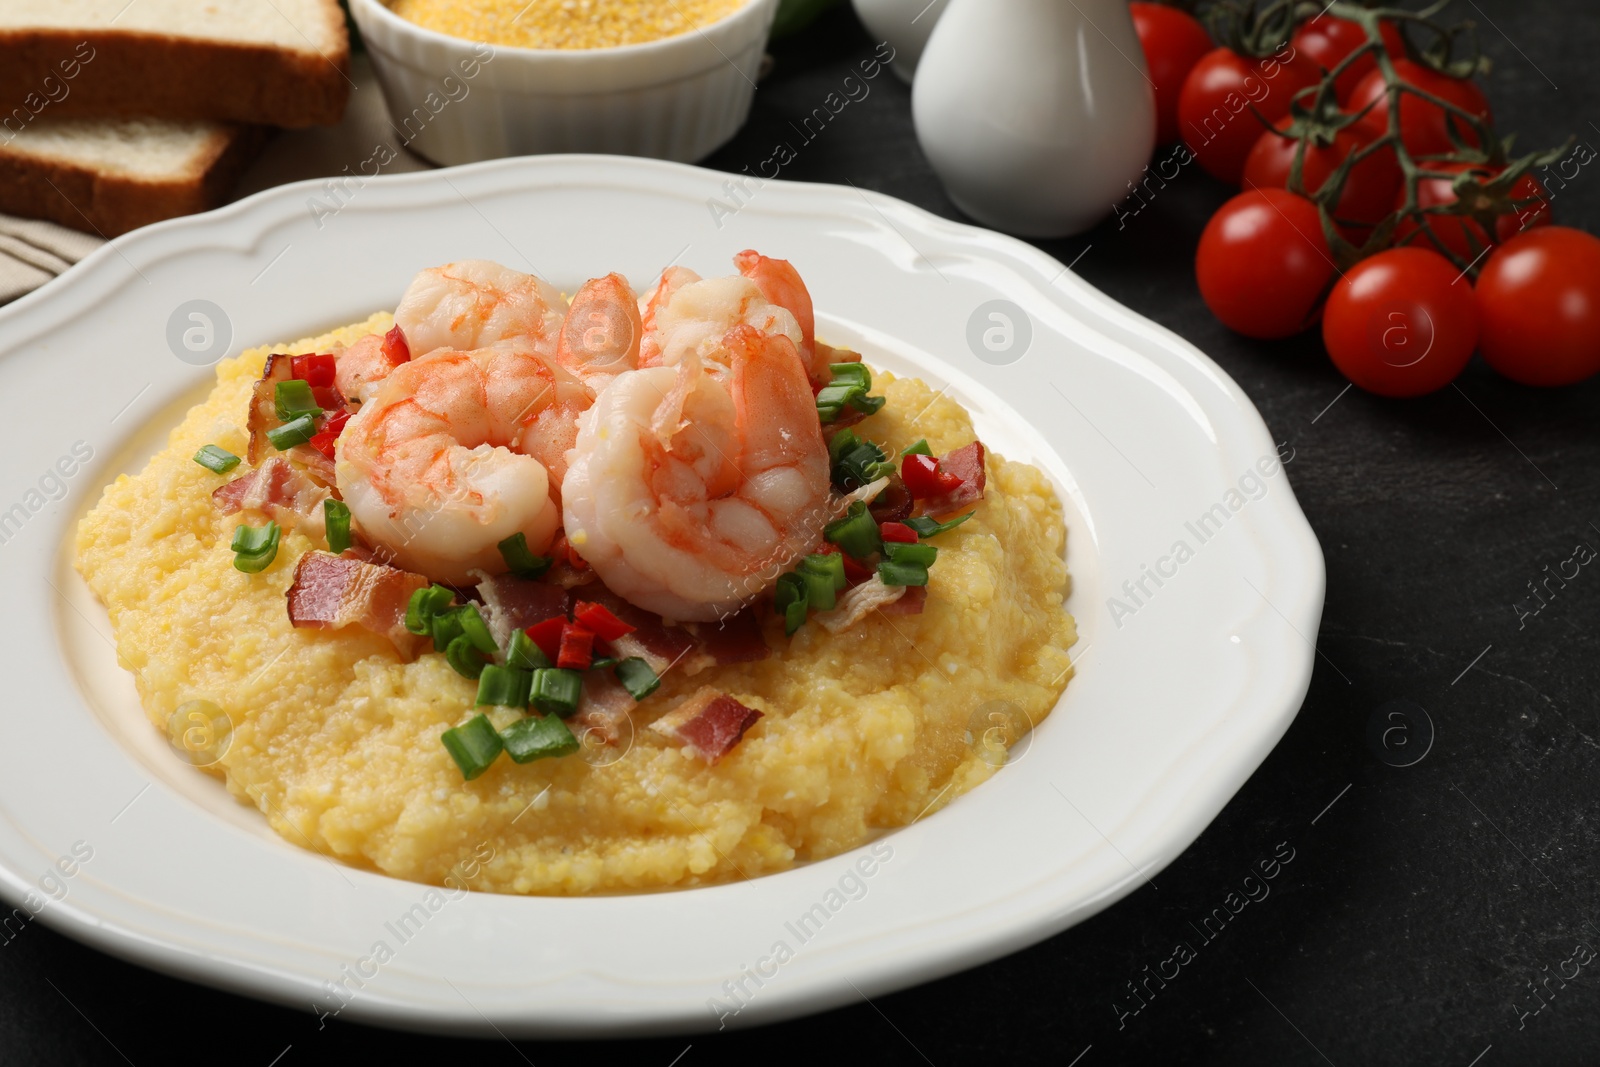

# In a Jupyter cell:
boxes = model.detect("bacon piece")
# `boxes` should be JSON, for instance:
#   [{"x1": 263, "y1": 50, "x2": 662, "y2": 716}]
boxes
[
  {"x1": 689, "y1": 608, "x2": 771, "y2": 666},
  {"x1": 569, "y1": 674, "x2": 637, "y2": 748},
  {"x1": 473, "y1": 571, "x2": 569, "y2": 650},
  {"x1": 880, "y1": 585, "x2": 927, "y2": 616},
  {"x1": 919, "y1": 441, "x2": 987, "y2": 517},
  {"x1": 815, "y1": 575, "x2": 908, "y2": 633},
  {"x1": 212, "y1": 456, "x2": 329, "y2": 534},
  {"x1": 286, "y1": 551, "x2": 428, "y2": 656},
  {"x1": 867, "y1": 472, "x2": 914, "y2": 525},
  {"x1": 246, "y1": 353, "x2": 296, "y2": 464},
  {"x1": 649, "y1": 686, "x2": 762, "y2": 764}
]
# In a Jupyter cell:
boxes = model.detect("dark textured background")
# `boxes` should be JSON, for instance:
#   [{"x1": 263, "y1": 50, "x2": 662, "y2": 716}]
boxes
[{"x1": 6, "y1": 1, "x2": 1598, "y2": 1064}]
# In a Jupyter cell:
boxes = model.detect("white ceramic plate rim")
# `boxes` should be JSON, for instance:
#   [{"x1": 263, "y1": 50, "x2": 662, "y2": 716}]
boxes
[{"x1": 0, "y1": 155, "x2": 1323, "y2": 1038}]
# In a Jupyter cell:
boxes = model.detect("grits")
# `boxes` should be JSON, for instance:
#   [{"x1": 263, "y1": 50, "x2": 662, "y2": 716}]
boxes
[{"x1": 75, "y1": 316, "x2": 1076, "y2": 894}]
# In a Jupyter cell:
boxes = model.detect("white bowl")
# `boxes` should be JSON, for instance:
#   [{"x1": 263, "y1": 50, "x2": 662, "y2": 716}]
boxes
[{"x1": 349, "y1": 0, "x2": 779, "y2": 165}]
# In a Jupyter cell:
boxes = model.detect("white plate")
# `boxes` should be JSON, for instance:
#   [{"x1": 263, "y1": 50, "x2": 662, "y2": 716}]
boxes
[{"x1": 0, "y1": 156, "x2": 1322, "y2": 1037}]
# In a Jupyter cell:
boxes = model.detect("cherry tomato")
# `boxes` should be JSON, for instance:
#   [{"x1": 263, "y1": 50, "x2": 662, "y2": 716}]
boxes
[
  {"x1": 1349, "y1": 58, "x2": 1492, "y2": 158},
  {"x1": 1130, "y1": 3, "x2": 1216, "y2": 146},
  {"x1": 1197, "y1": 189, "x2": 1336, "y2": 339},
  {"x1": 1475, "y1": 227, "x2": 1600, "y2": 387},
  {"x1": 1291, "y1": 15, "x2": 1404, "y2": 105},
  {"x1": 1242, "y1": 117, "x2": 1401, "y2": 238},
  {"x1": 1395, "y1": 162, "x2": 1552, "y2": 262},
  {"x1": 1179, "y1": 46, "x2": 1324, "y2": 184},
  {"x1": 1322, "y1": 248, "x2": 1478, "y2": 397}
]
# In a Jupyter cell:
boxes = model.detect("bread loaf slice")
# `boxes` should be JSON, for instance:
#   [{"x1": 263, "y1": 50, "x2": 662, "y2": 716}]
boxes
[
  {"x1": 0, "y1": 118, "x2": 269, "y2": 238},
  {"x1": 0, "y1": 0, "x2": 349, "y2": 129}
]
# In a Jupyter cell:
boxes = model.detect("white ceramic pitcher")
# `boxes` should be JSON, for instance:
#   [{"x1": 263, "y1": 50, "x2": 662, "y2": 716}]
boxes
[
  {"x1": 850, "y1": 0, "x2": 950, "y2": 82},
  {"x1": 911, "y1": 0, "x2": 1156, "y2": 237}
]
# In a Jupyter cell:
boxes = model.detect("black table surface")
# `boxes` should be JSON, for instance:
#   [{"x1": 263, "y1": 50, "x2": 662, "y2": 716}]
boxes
[{"x1": 7, "y1": 2, "x2": 1598, "y2": 1064}]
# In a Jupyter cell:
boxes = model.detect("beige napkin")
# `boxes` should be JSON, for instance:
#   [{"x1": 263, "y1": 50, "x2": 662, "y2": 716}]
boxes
[{"x1": 0, "y1": 57, "x2": 433, "y2": 307}]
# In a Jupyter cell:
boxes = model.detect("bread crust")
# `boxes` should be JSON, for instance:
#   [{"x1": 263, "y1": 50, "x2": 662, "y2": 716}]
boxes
[
  {"x1": 0, "y1": 125, "x2": 271, "y2": 238},
  {"x1": 0, "y1": 26, "x2": 350, "y2": 129}
]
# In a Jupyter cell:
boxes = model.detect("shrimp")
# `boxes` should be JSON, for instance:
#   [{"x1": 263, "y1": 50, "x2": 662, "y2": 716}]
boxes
[
  {"x1": 734, "y1": 249, "x2": 832, "y2": 386},
  {"x1": 393, "y1": 259, "x2": 567, "y2": 358},
  {"x1": 638, "y1": 265, "x2": 701, "y2": 365},
  {"x1": 641, "y1": 273, "x2": 805, "y2": 387},
  {"x1": 561, "y1": 324, "x2": 831, "y2": 621},
  {"x1": 335, "y1": 345, "x2": 582, "y2": 584},
  {"x1": 335, "y1": 330, "x2": 408, "y2": 404},
  {"x1": 556, "y1": 273, "x2": 642, "y2": 396}
]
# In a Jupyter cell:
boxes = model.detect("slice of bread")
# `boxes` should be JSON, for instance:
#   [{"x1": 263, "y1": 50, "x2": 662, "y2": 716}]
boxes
[
  {"x1": 0, "y1": 0, "x2": 349, "y2": 129},
  {"x1": 0, "y1": 117, "x2": 269, "y2": 237}
]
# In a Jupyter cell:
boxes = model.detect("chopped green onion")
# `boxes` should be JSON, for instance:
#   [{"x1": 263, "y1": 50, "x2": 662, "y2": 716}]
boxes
[
  {"x1": 476, "y1": 665, "x2": 532, "y2": 707},
  {"x1": 193, "y1": 444, "x2": 240, "y2": 474},
  {"x1": 800, "y1": 552, "x2": 847, "y2": 592},
  {"x1": 828, "y1": 428, "x2": 862, "y2": 465},
  {"x1": 614, "y1": 658, "x2": 661, "y2": 701},
  {"x1": 901, "y1": 439, "x2": 933, "y2": 457},
  {"x1": 431, "y1": 608, "x2": 464, "y2": 650},
  {"x1": 824, "y1": 501, "x2": 882, "y2": 560},
  {"x1": 230, "y1": 521, "x2": 280, "y2": 573},
  {"x1": 456, "y1": 605, "x2": 498, "y2": 655},
  {"x1": 590, "y1": 656, "x2": 619, "y2": 671},
  {"x1": 833, "y1": 439, "x2": 894, "y2": 492},
  {"x1": 446, "y1": 634, "x2": 489, "y2": 679},
  {"x1": 884, "y1": 541, "x2": 938, "y2": 568},
  {"x1": 274, "y1": 379, "x2": 322, "y2": 421},
  {"x1": 816, "y1": 363, "x2": 885, "y2": 422},
  {"x1": 406, "y1": 585, "x2": 455, "y2": 635},
  {"x1": 506, "y1": 629, "x2": 551, "y2": 671},
  {"x1": 904, "y1": 511, "x2": 975, "y2": 539},
  {"x1": 878, "y1": 559, "x2": 931, "y2": 587},
  {"x1": 831, "y1": 363, "x2": 872, "y2": 389},
  {"x1": 497, "y1": 532, "x2": 553, "y2": 580},
  {"x1": 441, "y1": 714, "x2": 503, "y2": 780},
  {"x1": 530, "y1": 668, "x2": 583, "y2": 718},
  {"x1": 265, "y1": 413, "x2": 317, "y2": 451},
  {"x1": 774, "y1": 572, "x2": 809, "y2": 636},
  {"x1": 500, "y1": 713, "x2": 579, "y2": 764},
  {"x1": 797, "y1": 565, "x2": 838, "y2": 612},
  {"x1": 323, "y1": 499, "x2": 352, "y2": 554}
]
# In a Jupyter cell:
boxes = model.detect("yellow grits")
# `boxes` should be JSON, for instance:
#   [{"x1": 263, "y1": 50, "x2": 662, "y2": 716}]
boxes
[
  {"x1": 388, "y1": 0, "x2": 746, "y2": 50},
  {"x1": 74, "y1": 317, "x2": 1076, "y2": 895}
]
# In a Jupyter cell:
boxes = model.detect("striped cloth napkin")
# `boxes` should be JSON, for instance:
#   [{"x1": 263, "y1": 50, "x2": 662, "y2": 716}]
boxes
[{"x1": 0, "y1": 214, "x2": 104, "y2": 306}]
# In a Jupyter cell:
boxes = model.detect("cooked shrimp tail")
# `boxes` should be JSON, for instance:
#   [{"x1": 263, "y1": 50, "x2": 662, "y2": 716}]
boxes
[
  {"x1": 557, "y1": 273, "x2": 642, "y2": 394},
  {"x1": 734, "y1": 249, "x2": 830, "y2": 386}
]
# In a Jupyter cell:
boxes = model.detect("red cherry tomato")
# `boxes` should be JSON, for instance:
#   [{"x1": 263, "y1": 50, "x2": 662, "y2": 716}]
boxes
[
  {"x1": 1242, "y1": 117, "x2": 1401, "y2": 238},
  {"x1": 1130, "y1": 3, "x2": 1216, "y2": 146},
  {"x1": 1291, "y1": 15, "x2": 1404, "y2": 105},
  {"x1": 1179, "y1": 46, "x2": 1324, "y2": 184},
  {"x1": 1395, "y1": 161, "x2": 1552, "y2": 262},
  {"x1": 1322, "y1": 248, "x2": 1479, "y2": 397},
  {"x1": 1197, "y1": 189, "x2": 1336, "y2": 339},
  {"x1": 1475, "y1": 227, "x2": 1600, "y2": 387},
  {"x1": 1348, "y1": 59, "x2": 1492, "y2": 158}
]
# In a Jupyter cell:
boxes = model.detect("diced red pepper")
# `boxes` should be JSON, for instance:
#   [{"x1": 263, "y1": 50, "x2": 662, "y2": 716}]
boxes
[
  {"x1": 291, "y1": 353, "x2": 337, "y2": 388},
  {"x1": 526, "y1": 617, "x2": 566, "y2": 662},
  {"x1": 879, "y1": 521, "x2": 919, "y2": 544},
  {"x1": 557, "y1": 622, "x2": 595, "y2": 670},
  {"x1": 818, "y1": 541, "x2": 875, "y2": 585},
  {"x1": 308, "y1": 431, "x2": 339, "y2": 460},
  {"x1": 573, "y1": 600, "x2": 636, "y2": 642},
  {"x1": 901, "y1": 453, "x2": 963, "y2": 498},
  {"x1": 322, "y1": 410, "x2": 350, "y2": 436},
  {"x1": 311, "y1": 385, "x2": 344, "y2": 410},
  {"x1": 381, "y1": 325, "x2": 410, "y2": 364}
]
